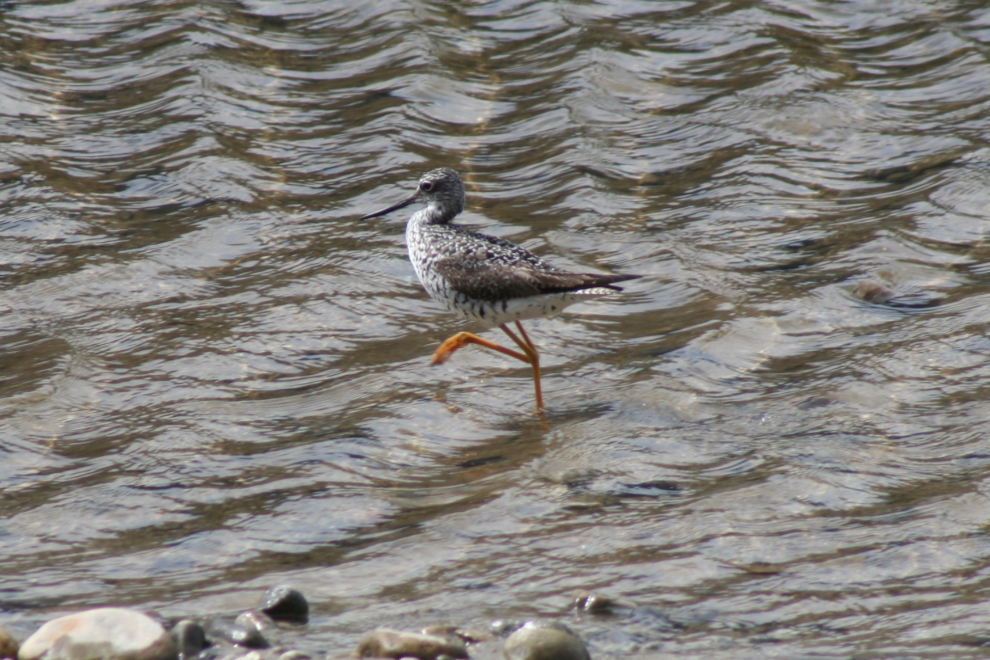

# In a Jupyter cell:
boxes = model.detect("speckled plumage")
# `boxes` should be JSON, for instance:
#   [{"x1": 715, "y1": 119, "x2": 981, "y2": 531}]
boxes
[
  {"x1": 363, "y1": 168, "x2": 638, "y2": 327},
  {"x1": 361, "y1": 167, "x2": 639, "y2": 410}
]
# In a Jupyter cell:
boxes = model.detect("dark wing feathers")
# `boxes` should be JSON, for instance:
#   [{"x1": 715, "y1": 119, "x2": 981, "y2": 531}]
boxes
[{"x1": 431, "y1": 226, "x2": 640, "y2": 302}]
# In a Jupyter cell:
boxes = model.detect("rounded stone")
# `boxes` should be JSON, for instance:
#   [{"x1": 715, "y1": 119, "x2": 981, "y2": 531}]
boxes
[
  {"x1": 18, "y1": 608, "x2": 176, "y2": 660},
  {"x1": 204, "y1": 619, "x2": 268, "y2": 649},
  {"x1": 257, "y1": 587, "x2": 308, "y2": 624},
  {"x1": 573, "y1": 592, "x2": 617, "y2": 615},
  {"x1": 234, "y1": 611, "x2": 274, "y2": 634},
  {"x1": 503, "y1": 621, "x2": 590, "y2": 660},
  {"x1": 171, "y1": 620, "x2": 206, "y2": 660},
  {"x1": 355, "y1": 629, "x2": 467, "y2": 659}
]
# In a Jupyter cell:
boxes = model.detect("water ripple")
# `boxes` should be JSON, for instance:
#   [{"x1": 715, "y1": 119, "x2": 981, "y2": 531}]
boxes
[{"x1": 3, "y1": 0, "x2": 990, "y2": 656}]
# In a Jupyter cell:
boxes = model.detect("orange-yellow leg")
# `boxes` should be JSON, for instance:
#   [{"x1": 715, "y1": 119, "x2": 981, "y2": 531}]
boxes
[
  {"x1": 431, "y1": 331, "x2": 529, "y2": 365},
  {"x1": 500, "y1": 323, "x2": 543, "y2": 410},
  {"x1": 429, "y1": 322, "x2": 544, "y2": 410}
]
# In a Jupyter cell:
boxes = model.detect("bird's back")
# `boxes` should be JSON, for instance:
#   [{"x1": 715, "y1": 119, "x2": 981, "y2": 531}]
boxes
[{"x1": 407, "y1": 218, "x2": 638, "y2": 326}]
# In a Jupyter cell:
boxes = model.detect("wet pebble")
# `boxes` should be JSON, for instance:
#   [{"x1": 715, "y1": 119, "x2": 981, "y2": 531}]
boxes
[
  {"x1": 205, "y1": 618, "x2": 268, "y2": 649},
  {"x1": 503, "y1": 621, "x2": 591, "y2": 660},
  {"x1": 355, "y1": 628, "x2": 468, "y2": 659},
  {"x1": 573, "y1": 592, "x2": 619, "y2": 615},
  {"x1": 235, "y1": 611, "x2": 275, "y2": 635},
  {"x1": 258, "y1": 586, "x2": 308, "y2": 624},
  {"x1": 18, "y1": 608, "x2": 176, "y2": 660},
  {"x1": 0, "y1": 627, "x2": 18, "y2": 659},
  {"x1": 171, "y1": 620, "x2": 207, "y2": 660},
  {"x1": 851, "y1": 281, "x2": 939, "y2": 309}
]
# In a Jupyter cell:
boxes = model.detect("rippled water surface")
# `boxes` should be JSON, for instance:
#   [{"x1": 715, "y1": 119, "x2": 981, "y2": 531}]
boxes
[{"x1": 4, "y1": 0, "x2": 990, "y2": 657}]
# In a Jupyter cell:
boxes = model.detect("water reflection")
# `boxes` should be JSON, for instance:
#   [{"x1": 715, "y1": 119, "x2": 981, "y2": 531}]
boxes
[{"x1": 3, "y1": 0, "x2": 990, "y2": 657}]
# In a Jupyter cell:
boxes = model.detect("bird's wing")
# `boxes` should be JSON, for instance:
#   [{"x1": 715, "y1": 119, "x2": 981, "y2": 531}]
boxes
[
  {"x1": 432, "y1": 252, "x2": 544, "y2": 301},
  {"x1": 428, "y1": 226, "x2": 638, "y2": 301},
  {"x1": 433, "y1": 251, "x2": 630, "y2": 302}
]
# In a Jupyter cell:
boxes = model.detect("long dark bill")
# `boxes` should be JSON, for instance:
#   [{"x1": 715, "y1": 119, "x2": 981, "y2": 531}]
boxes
[{"x1": 360, "y1": 192, "x2": 419, "y2": 220}]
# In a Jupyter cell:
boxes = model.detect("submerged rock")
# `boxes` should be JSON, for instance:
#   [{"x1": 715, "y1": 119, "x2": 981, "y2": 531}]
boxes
[
  {"x1": 18, "y1": 608, "x2": 176, "y2": 660},
  {"x1": 503, "y1": 621, "x2": 591, "y2": 660},
  {"x1": 573, "y1": 592, "x2": 619, "y2": 615},
  {"x1": 234, "y1": 611, "x2": 275, "y2": 636},
  {"x1": 257, "y1": 587, "x2": 308, "y2": 624},
  {"x1": 171, "y1": 620, "x2": 206, "y2": 660},
  {"x1": 355, "y1": 628, "x2": 468, "y2": 659},
  {"x1": 204, "y1": 618, "x2": 268, "y2": 649}
]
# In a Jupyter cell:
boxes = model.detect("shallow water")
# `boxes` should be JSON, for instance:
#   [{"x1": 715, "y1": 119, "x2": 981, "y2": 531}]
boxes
[{"x1": 3, "y1": 0, "x2": 990, "y2": 657}]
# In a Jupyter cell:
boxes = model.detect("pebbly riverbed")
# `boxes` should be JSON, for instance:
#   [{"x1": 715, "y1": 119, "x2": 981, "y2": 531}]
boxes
[{"x1": 0, "y1": 585, "x2": 598, "y2": 660}]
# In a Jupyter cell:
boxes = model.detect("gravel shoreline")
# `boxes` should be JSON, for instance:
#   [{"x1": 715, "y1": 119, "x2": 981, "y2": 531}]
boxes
[{"x1": 0, "y1": 585, "x2": 594, "y2": 660}]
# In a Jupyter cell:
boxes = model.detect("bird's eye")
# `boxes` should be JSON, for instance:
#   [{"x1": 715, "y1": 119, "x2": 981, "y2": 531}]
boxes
[{"x1": 420, "y1": 181, "x2": 433, "y2": 192}]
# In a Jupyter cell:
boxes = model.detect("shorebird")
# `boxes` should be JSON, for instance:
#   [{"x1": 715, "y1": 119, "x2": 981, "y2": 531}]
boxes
[{"x1": 362, "y1": 168, "x2": 639, "y2": 410}]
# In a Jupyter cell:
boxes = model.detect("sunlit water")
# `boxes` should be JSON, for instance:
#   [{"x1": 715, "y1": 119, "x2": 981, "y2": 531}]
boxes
[{"x1": 3, "y1": 0, "x2": 990, "y2": 657}]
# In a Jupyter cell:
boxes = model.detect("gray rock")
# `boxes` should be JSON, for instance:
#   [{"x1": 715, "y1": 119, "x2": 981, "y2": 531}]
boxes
[
  {"x1": 355, "y1": 629, "x2": 467, "y2": 659},
  {"x1": 171, "y1": 620, "x2": 206, "y2": 660},
  {"x1": 0, "y1": 627, "x2": 18, "y2": 659},
  {"x1": 18, "y1": 608, "x2": 176, "y2": 660},
  {"x1": 204, "y1": 619, "x2": 268, "y2": 649},
  {"x1": 572, "y1": 592, "x2": 618, "y2": 615},
  {"x1": 233, "y1": 612, "x2": 273, "y2": 635},
  {"x1": 257, "y1": 587, "x2": 307, "y2": 624},
  {"x1": 503, "y1": 621, "x2": 590, "y2": 660}
]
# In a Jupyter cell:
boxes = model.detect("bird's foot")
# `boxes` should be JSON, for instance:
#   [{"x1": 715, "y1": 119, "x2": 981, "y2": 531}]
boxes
[
  {"x1": 431, "y1": 333, "x2": 471, "y2": 364},
  {"x1": 430, "y1": 332, "x2": 530, "y2": 365}
]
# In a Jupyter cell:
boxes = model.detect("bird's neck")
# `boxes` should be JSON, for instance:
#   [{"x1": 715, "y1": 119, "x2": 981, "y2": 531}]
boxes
[{"x1": 409, "y1": 202, "x2": 457, "y2": 226}]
